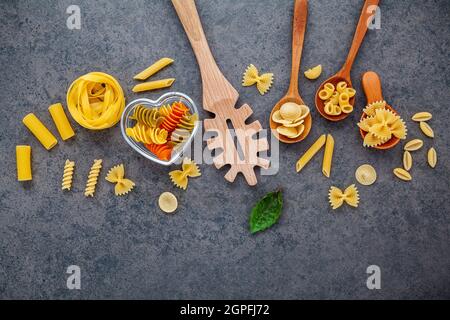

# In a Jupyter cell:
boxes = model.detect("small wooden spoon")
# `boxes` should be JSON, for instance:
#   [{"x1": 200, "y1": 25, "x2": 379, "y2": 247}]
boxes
[
  {"x1": 315, "y1": 0, "x2": 380, "y2": 122},
  {"x1": 360, "y1": 71, "x2": 400, "y2": 150},
  {"x1": 270, "y1": 0, "x2": 312, "y2": 144}
]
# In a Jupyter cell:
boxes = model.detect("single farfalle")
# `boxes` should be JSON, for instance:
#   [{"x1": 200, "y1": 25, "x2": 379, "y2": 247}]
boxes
[
  {"x1": 169, "y1": 157, "x2": 201, "y2": 190},
  {"x1": 105, "y1": 164, "x2": 135, "y2": 196},
  {"x1": 328, "y1": 184, "x2": 359, "y2": 210},
  {"x1": 363, "y1": 100, "x2": 386, "y2": 117},
  {"x1": 242, "y1": 64, "x2": 274, "y2": 95}
]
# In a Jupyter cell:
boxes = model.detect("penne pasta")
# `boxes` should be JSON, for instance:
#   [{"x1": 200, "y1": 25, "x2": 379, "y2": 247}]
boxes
[
  {"x1": 296, "y1": 134, "x2": 326, "y2": 173},
  {"x1": 132, "y1": 78, "x2": 175, "y2": 93},
  {"x1": 322, "y1": 134, "x2": 334, "y2": 178},
  {"x1": 133, "y1": 58, "x2": 174, "y2": 81}
]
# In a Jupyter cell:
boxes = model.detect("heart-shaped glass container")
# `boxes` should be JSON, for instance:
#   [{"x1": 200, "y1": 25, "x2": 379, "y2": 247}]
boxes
[{"x1": 120, "y1": 92, "x2": 200, "y2": 165}]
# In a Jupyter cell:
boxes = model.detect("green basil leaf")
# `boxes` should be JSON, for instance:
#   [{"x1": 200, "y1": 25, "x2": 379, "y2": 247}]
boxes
[{"x1": 249, "y1": 190, "x2": 283, "y2": 234}]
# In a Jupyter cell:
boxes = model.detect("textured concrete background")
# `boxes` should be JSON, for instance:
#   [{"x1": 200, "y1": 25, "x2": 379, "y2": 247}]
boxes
[{"x1": 0, "y1": 0, "x2": 449, "y2": 299}]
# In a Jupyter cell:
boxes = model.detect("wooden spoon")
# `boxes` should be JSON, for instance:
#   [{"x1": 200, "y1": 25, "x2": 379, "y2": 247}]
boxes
[
  {"x1": 360, "y1": 71, "x2": 400, "y2": 150},
  {"x1": 270, "y1": 0, "x2": 312, "y2": 144},
  {"x1": 315, "y1": 0, "x2": 380, "y2": 121}
]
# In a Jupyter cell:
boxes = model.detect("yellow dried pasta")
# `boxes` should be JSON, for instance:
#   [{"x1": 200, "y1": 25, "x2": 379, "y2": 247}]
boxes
[
  {"x1": 412, "y1": 112, "x2": 432, "y2": 122},
  {"x1": 322, "y1": 134, "x2": 334, "y2": 178},
  {"x1": 419, "y1": 121, "x2": 434, "y2": 138},
  {"x1": 67, "y1": 72, "x2": 125, "y2": 130},
  {"x1": 85, "y1": 159, "x2": 102, "y2": 197},
  {"x1": 22, "y1": 113, "x2": 58, "y2": 150},
  {"x1": 328, "y1": 184, "x2": 359, "y2": 209},
  {"x1": 131, "y1": 105, "x2": 164, "y2": 128},
  {"x1": 16, "y1": 145, "x2": 32, "y2": 181},
  {"x1": 132, "y1": 78, "x2": 175, "y2": 93},
  {"x1": 304, "y1": 65, "x2": 322, "y2": 80},
  {"x1": 134, "y1": 57, "x2": 174, "y2": 81},
  {"x1": 404, "y1": 139, "x2": 423, "y2": 151},
  {"x1": 355, "y1": 164, "x2": 377, "y2": 186},
  {"x1": 126, "y1": 123, "x2": 168, "y2": 145},
  {"x1": 403, "y1": 151, "x2": 412, "y2": 171},
  {"x1": 319, "y1": 81, "x2": 354, "y2": 116},
  {"x1": 393, "y1": 167, "x2": 412, "y2": 181},
  {"x1": 48, "y1": 103, "x2": 75, "y2": 141},
  {"x1": 427, "y1": 147, "x2": 437, "y2": 168},
  {"x1": 169, "y1": 158, "x2": 201, "y2": 190},
  {"x1": 242, "y1": 64, "x2": 273, "y2": 95},
  {"x1": 62, "y1": 159, "x2": 75, "y2": 191},
  {"x1": 105, "y1": 164, "x2": 135, "y2": 196},
  {"x1": 296, "y1": 134, "x2": 326, "y2": 173},
  {"x1": 177, "y1": 113, "x2": 198, "y2": 131},
  {"x1": 158, "y1": 192, "x2": 178, "y2": 213}
]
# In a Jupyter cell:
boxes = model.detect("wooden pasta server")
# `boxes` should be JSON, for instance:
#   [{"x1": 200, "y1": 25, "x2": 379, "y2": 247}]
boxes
[{"x1": 172, "y1": 0, "x2": 270, "y2": 186}]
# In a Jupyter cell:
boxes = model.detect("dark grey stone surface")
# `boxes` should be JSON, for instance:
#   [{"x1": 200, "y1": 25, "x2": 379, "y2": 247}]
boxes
[{"x1": 0, "y1": 0, "x2": 449, "y2": 299}]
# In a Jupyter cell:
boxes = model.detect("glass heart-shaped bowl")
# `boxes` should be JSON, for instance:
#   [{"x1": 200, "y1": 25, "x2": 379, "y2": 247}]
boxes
[{"x1": 120, "y1": 92, "x2": 200, "y2": 166}]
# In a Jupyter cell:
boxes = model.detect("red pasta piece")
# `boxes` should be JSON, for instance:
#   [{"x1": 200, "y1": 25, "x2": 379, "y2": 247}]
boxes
[
  {"x1": 145, "y1": 143, "x2": 173, "y2": 161},
  {"x1": 159, "y1": 102, "x2": 189, "y2": 133}
]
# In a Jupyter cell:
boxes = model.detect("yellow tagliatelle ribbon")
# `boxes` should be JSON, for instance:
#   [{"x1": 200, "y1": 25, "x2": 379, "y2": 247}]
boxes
[{"x1": 67, "y1": 72, "x2": 125, "y2": 130}]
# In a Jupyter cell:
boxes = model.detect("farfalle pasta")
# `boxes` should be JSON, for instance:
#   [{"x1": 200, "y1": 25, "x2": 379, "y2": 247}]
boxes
[
  {"x1": 105, "y1": 164, "x2": 135, "y2": 196},
  {"x1": 242, "y1": 64, "x2": 274, "y2": 95},
  {"x1": 169, "y1": 158, "x2": 201, "y2": 190},
  {"x1": 328, "y1": 184, "x2": 359, "y2": 209},
  {"x1": 358, "y1": 108, "x2": 407, "y2": 148},
  {"x1": 319, "y1": 81, "x2": 355, "y2": 116}
]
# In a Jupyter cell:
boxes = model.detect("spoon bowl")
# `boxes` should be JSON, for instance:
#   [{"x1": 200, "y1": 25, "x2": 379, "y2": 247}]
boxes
[
  {"x1": 315, "y1": 75, "x2": 354, "y2": 122},
  {"x1": 270, "y1": 96, "x2": 312, "y2": 144}
]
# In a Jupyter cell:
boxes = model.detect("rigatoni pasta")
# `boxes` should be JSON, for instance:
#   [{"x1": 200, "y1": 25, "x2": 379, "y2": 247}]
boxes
[
  {"x1": 22, "y1": 113, "x2": 58, "y2": 150},
  {"x1": 48, "y1": 103, "x2": 75, "y2": 141},
  {"x1": 16, "y1": 145, "x2": 32, "y2": 181}
]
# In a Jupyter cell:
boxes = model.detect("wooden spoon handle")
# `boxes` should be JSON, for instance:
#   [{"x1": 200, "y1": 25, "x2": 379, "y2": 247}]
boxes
[
  {"x1": 362, "y1": 71, "x2": 384, "y2": 104},
  {"x1": 339, "y1": 0, "x2": 380, "y2": 77},
  {"x1": 288, "y1": 0, "x2": 308, "y2": 97},
  {"x1": 172, "y1": 0, "x2": 237, "y2": 110}
]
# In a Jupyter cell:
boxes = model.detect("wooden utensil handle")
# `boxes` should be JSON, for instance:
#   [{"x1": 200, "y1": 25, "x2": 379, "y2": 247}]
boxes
[
  {"x1": 339, "y1": 0, "x2": 380, "y2": 77},
  {"x1": 362, "y1": 71, "x2": 383, "y2": 103},
  {"x1": 288, "y1": 0, "x2": 308, "y2": 96},
  {"x1": 172, "y1": 0, "x2": 237, "y2": 110}
]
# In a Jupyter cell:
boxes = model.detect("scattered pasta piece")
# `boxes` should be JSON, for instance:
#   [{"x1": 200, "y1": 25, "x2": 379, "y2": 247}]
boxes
[
  {"x1": 48, "y1": 103, "x2": 75, "y2": 141},
  {"x1": 62, "y1": 159, "x2": 75, "y2": 191},
  {"x1": 304, "y1": 65, "x2": 322, "y2": 80},
  {"x1": 22, "y1": 113, "x2": 58, "y2": 150},
  {"x1": 158, "y1": 192, "x2": 178, "y2": 213},
  {"x1": 322, "y1": 134, "x2": 334, "y2": 178},
  {"x1": 132, "y1": 78, "x2": 175, "y2": 93},
  {"x1": 16, "y1": 145, "x2": 32, "y2": 181},
  {"x1": 67, "y1": 72, "x2": 125, "y2": 130},
  {"x1": 412, "y1": 112, "x2": 432, "y2": 122},
  {"x1": 126, "y1": 123, "x2": 168, "y2": 145},
  {"x1": 419, "y1": 121, "x2": 434, "y2": 138},
  {"x1": 105, "y1": 164, "x2": 135, "y2": 196},
  {"x1": 319, "y1": 81, "x2": 355, "y2": 116},
  {"x1": 134, "y1": 57, "x2": 174, "y2": 81},
  {"x1": 169, "y1": 158, "x2": 201, "y2": 190},
  {"x1": 328, "y1": 184, "x2": 359, "y2": 209},
  {"x1": 403, "y1": 151, "x2": 412, "y2": 171},
  {"x1": 427, "y1": 147, "x2": 437, "y2": 168},
  {"x1": 242, "y1": 64, "x2": 274, "y2": 95},
  {"x1": 404, "y1": 139, "x2": 423, "y2": 151},
  {"x1": 296, "y1": 134, "x2": 326, "y2": 173},
  {"x1": 393, "y1": 168, "x2": 412, "y2": 181},
  {"x1": 84, "y1": 159, "x2": 102, "y2": 197},
  {"x1": 355, "y1": 164, "x2": 377, "y2": 186}
]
